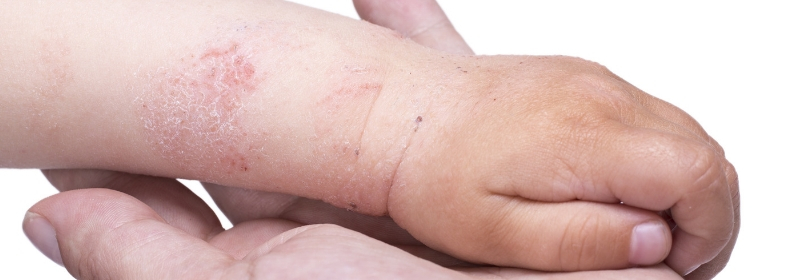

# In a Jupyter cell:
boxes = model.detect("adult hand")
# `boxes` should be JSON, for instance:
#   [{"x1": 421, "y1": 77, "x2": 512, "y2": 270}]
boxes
[
  {"x1": 200, "y1": 0, "x2": 481, "y2": 261},
  {"x1": 4, "y1": 0, "x2": 738, "y2": 277},
  {"x1": 355, "y1": 1, "x2": 738, "y2": 277},
  {"x1": 202, "y1": 0, "x2": 479, "y2": 248},
  {"x1": 32, "y1": 0, "x2": 478, "y2": 267},
  {"x1": 25, "y1": 170, "x2": 682, "y2": 279},
  {"x1": 352, "y1": 0, "x2": 472, "y2": 54},
  {"x1": 385, "y1": 53, "x2": 740, "y2": 276},
  {"x1": 357, "y1": 1, "x2": 740, "y2": 277}
]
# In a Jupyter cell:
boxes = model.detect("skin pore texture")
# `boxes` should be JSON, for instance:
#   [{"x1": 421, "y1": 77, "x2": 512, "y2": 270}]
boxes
[
  {"x1": 0, "y1": 0, "x2": 417, "y2": 213},
  {"x1": 1, "y1": 0, "x2": 738, "y2": 275},
  {"x1": 138, "y1": 38, "x2": 261, "y2": 175},
  {"x1": 132, "y1": 16, "x2": 418, "y2": 215}
]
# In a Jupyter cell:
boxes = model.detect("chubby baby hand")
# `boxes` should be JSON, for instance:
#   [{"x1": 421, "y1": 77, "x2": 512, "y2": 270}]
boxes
[{"x1": 383, "y1": 56, "x2": 738, "y2": 275}]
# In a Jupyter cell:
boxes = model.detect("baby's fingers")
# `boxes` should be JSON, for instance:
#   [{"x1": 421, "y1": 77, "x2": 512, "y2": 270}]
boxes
[
  {"x1": 593, "y1": 126, "x2": 734, "y2": 275},
  {"x1": 401, "y1": 197, "x2": 671, "y2": 271},
  {"x1": 499, "y1": 201, "x2": 673, "y2": 270},
  {"x1": 508, "y1": 121, "x2": 734, "y2": 275}
]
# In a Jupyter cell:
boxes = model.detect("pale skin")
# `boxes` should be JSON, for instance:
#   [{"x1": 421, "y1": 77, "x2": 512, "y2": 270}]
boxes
[
  {"x1": 1, "y1": 0, "x2": 738, "y2": 278},
  {"x1": 28, "y1": 169, "x2": 682, "y2": 279}
]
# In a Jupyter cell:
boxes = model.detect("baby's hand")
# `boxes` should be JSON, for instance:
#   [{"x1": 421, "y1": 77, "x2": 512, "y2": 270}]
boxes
[
  {"x1": 384, "y1": 56, "x2": 738, "y2": 275},
  {"x1": 0, "y1": 0, "x2": 736, "y2": 276}
]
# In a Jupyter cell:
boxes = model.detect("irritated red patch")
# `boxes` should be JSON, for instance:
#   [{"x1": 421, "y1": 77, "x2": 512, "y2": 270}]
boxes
[
  {"x1": 138, "y1": 40, "x2": 262, "y2": 176},
  {"x1": 199, "y1": 44, "x2": 256, "y2": 88}
]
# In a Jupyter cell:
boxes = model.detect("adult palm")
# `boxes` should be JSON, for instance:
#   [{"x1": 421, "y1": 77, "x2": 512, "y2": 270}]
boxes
[{"x1": 27, "y1": 170, "x2": 680, "y2": 279}]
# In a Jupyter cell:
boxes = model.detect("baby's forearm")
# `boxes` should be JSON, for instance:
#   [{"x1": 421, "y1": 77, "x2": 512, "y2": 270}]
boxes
[
  {"x1": 1, "y1": 1, "x2": 739, "y2": 274},
  {"x1": 0, "y1": 0, "x2": 448, "y2": 214}
]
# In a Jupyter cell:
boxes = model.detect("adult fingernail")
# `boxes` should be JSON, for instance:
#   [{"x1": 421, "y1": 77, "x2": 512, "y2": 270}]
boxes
[
  {"x1": 23, "y1": 212, "x2": 64, "y2": 266},
  {"x1": 629, "y1": 222, "x2": 669, "y2": 265},
  {"x1": 683, "y1": 263, "x2": 702, "y2": 276}
]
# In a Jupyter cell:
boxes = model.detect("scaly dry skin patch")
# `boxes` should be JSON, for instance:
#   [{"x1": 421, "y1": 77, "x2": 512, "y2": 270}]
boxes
[
  {"x1": 313, "y1": 65, "x2": 384, "y2": 158},
  {"x1": 137, "y1": 34, "x2": 263, "y2": 177},
  {"x1": 133, "y1": 18, "x2": 407, "y2": 213},
  {"x1": 312, "y1": 64, "x2": 385, "y2": 211}
]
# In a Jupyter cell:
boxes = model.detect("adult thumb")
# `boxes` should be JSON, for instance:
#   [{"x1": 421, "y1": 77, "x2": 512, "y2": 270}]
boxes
[{"x1": 23, "y1": 189, "x2": 233, "y2": 280}]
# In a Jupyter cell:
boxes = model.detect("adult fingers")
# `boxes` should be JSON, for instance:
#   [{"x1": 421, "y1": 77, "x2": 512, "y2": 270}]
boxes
[
  {"x1": 201, "y1": 182, "x2": 295, "y2": 224},
  {"x1": 353, "y1": 0, "x2": 473, "y2": 54},
  {"x1": 202, "y1": 0, "x2": 476, "y2": 246},
  {"x1": 459, "y1": 263, "x2": 682, "y2": 280},
  {"x1": 41, "y1": 169, "x2": 223, "y2": 240},
  {"x1": 203, "y1": 183, "x2": 471, "y2": 266},
  {"x1": 203, "y1": 182, "x2": 424, "y2": 245},
  {"x1": 201, "y1": 0, "x2": 474, "y2": 262},
  {"x1": 207, "y1": 218, "x2": 302, "y2": 260},
  {"x1": 21, "y1": 189, "x2": 678, "y2": 279},
  {"x1": 22, "y1": 189, "x2": 462, "y2": 279},
  {"x1": 23, "y1": 189, "x2": 235, "y2": 279}
]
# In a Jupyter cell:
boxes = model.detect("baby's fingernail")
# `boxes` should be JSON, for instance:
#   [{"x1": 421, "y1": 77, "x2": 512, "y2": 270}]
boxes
[
  {"x1": 23, "y1": 212, "x2": 64, "y2": 266},
  {"x1": 628, "y1": 222, "x2": 670, "y2": 265}
]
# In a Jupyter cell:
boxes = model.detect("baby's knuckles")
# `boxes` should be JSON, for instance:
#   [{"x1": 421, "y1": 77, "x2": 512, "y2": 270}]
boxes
[
  {"x1": 416, "y1": 56, "x2": 638, "y2": 196},
  {"x1": 388, "y1": 56, "x2": 612, "y2": 195},
  {"x1": 387, "y1": 55, "x2": 645, "y2": 266}
]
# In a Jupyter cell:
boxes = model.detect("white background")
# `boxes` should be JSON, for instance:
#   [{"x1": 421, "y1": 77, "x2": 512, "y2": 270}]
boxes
[{"x1": 1, "y1": 1, "x2": 797, "y2": 278}]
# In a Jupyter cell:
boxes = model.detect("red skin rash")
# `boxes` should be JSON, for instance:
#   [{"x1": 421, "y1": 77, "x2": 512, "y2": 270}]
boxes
[
  {"x1": 135, "y1": 20, "x2": 396, "y2": 211},
  {"x1": 199, "y1": 44, "x2": 256, "y2": 87},
  {"x1": 138, "y1": 39, "x2": 262, "y2": 177}
]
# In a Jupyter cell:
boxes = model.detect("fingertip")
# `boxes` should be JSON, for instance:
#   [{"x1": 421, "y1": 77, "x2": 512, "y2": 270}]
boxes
[
  {"x1": 628, "y1": 221, "x2": 671, "y2": 266},
  {"x1": 26, "y1": 189, "x2": 233, "y2": 279},
  {"x1": 458, "y1": 201, "x2": 674, "y2": 271},
  {"x1": 683, "y1": 263, "x2": 702, "y2": 277},
  {"x1": 22, "y1": 212, "x2": 63, "y2": 267},
  {"x1": 665, "y1": 227, "x2": 731, "y2": 277},
  {"x1": 597, "y1": 127, "x2": 734, "y2": 275},
  {"x1": 352, "y1": 0, "x2": 473, "y2": 55},
  {"x1": 40, "y1": 169, "x2": 118, "y2": 191}
]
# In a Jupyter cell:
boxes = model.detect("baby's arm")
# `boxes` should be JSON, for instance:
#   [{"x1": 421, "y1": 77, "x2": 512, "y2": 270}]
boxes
[
  {"x1": 0, "y1": 0, "x2": 738, "y2": 275},
  {"x1": 0, "y1": 0, "x2": 420, "y2": 214}
]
